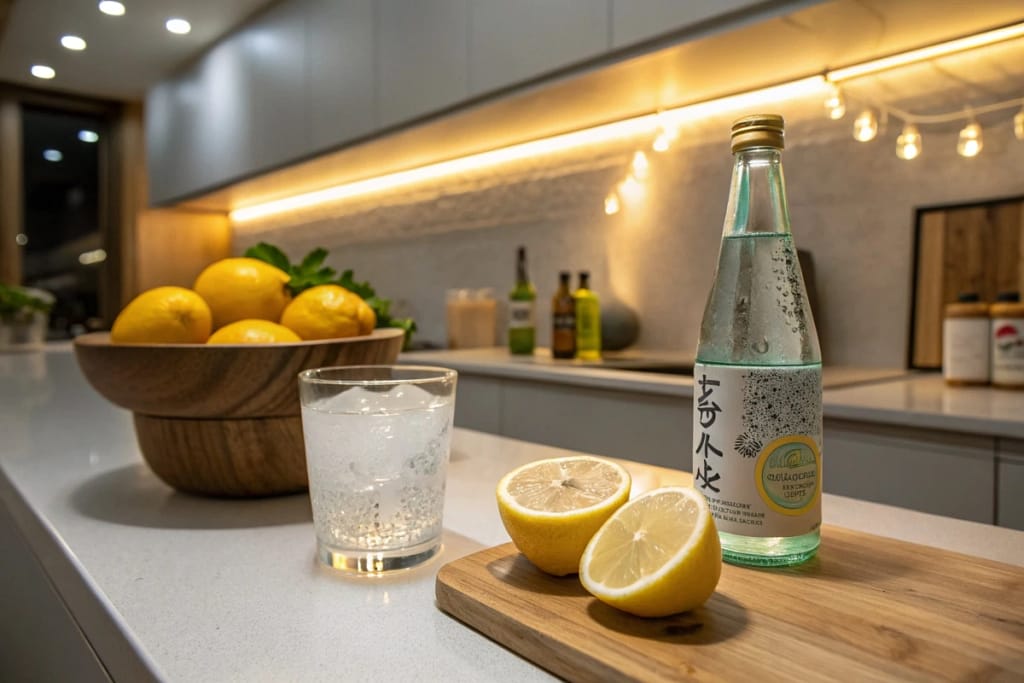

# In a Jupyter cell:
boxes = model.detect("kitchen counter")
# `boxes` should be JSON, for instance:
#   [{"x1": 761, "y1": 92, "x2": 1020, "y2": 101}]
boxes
[
  {"x1": 2, "y1": 347, "x2": 1023, "y2": 681},
  {"x1": 400, "y1": 347, "x2": 911, "y2": 397},
  {"x1": 400, "y1": 348, "x2": 1024, "y2": 439}
]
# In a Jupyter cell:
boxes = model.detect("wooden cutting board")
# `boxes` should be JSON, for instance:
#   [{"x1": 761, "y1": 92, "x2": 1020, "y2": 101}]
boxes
[{"x1": 436, "y1": 526, "x2": 1024, "y2": 682}]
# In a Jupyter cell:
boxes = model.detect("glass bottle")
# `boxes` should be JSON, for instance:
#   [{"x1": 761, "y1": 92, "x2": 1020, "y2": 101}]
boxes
[
  {"x1": 508, "y1": 246, "x2": 536, "y2": 354},
  {"x1": 693, "y1": 114, "x2": 822, "y2": 567},
  {"x1": 551, "y1": 271, "x2": 576, "y2": 359},
  {"x1": 574, "y1": 271, "x2": 601, "y2": 360}
]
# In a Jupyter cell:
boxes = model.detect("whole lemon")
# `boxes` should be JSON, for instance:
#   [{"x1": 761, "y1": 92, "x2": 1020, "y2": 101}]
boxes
[
  {"x1": 193, "y1": 258, "x2": 291, "y2": 330},
  {"x1": 207, "y1": 319, "x2": 302, "y2": 344},
  {"x1": 280, "y1": 285, "x2": 376, "y2": 340},
  {"x1": 111, "y1": 286, "x2": 213, "y2": 344}
]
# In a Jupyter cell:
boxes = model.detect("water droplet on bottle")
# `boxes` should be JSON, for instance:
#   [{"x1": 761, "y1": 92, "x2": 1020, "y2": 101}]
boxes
[{"x1": 752, "y1": 337, "x2": 769, "y2": 354}]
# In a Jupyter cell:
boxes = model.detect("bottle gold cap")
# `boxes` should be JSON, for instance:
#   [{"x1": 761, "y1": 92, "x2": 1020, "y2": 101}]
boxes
[{"x1": 730, "y1": 114, "x2": 785, "y2": 152}]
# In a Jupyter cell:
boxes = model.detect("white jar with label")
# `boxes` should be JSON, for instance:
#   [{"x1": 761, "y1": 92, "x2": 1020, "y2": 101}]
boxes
[
  {"x1": 990, "y1": 292, "x2": 1024, "y2": 389},
  {"x1": 943, "y1": 294, "x2": 989, "y2": 385}
]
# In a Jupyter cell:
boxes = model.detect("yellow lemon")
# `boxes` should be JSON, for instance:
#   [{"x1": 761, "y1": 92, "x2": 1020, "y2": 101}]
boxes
[
  {"x1": 496, "y1": 456, "x2": 631, "y2": 576},
  {"x1": 579, "y1": 486, "x2": 721, "y2": 617},
  {"x1": 207, "y1": 319, "x2": 301, "y2": 344},
  {"x1": 279, "y1": 284, "x2": 376, "y2": 340},
  {"x1": 110, "y1": 286, "x2": 213, "y2": 344},
  {"x1": 193, "y1": 258, "x2": 291, "y2": 330}
]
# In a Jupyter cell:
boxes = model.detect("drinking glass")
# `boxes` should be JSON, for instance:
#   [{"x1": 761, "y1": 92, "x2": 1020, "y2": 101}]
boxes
[{"x1": 298, "y1": 365, "x2": 457, "y2": 573}]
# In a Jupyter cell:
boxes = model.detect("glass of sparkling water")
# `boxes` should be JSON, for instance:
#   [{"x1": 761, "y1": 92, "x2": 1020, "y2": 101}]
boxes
[{"x1": 298, "y1": 365, "x2": 457, "y2": 574}]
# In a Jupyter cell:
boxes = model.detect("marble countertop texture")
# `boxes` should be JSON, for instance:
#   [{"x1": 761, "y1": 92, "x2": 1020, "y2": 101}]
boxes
[
  {"x1": 1, "y1": 347, "x2": 1022, "y2": 681},
  {"x1": 400, "y1": 348, "x2": 1024, "y2": 439}
]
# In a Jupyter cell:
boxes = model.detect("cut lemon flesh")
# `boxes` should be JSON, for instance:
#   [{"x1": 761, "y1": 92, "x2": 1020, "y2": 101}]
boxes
[
  {"x1": 580, "y1": 486, "x2": 721, "y2": 617},
  {"x1": 496, "y1": 456, "x2": 631, "y2": 576}
]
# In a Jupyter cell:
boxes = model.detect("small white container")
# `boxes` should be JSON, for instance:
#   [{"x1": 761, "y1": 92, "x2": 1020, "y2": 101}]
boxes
[
  {"x1": 943, "y1": 294, "x2": 989, "y2": 385},
  {"x1": 446, "y1": 288, "x2": 497, "y2": 349},
  {"x1": 991, "y1": 292, "x2": 1024, "y2": 389}
]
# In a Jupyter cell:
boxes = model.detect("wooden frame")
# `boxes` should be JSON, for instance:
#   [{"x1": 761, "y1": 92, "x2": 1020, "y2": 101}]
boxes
[{"x1": 908, "y1": 194, "x2": 1024, "y2": 369}]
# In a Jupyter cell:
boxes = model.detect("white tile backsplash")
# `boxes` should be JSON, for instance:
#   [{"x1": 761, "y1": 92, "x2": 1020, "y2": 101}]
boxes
[{"x1": 234, "y1": 97, "x2": 1024, "y2": 367}]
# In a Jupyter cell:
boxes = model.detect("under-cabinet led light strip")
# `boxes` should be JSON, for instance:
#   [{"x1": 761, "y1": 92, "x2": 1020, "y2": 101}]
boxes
[{"x1": 230, "y1": 21, "x2": 1024, "y2": 223}]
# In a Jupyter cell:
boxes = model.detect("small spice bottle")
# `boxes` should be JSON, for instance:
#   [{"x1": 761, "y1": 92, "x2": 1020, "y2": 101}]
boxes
[
  {"x1": 990, "y1": 291, "x2": 1024, "y2": 389},
  {"x1": 943, "y1": 293, "x2": 989, "y2": 385}
]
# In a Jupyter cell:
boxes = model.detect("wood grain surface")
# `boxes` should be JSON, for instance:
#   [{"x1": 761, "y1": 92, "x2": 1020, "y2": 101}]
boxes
[
  {"x1": 134, "y1": 414, "x2": 307, "y2": 497},
  {"x1": 436, "y1": 529, "x2": 1024, "y2": 682},
  {"x1": 73, "y1": 328, "x2": 405, "y2": 418},
  {"x1": 74, "y1": 328, "x2": 405, "y2": 496}
]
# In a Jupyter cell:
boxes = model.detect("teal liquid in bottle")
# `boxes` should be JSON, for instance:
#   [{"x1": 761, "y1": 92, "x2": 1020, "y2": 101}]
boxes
[{"x1": 694, "y1": 115, "x2": 822, "y2": 567}]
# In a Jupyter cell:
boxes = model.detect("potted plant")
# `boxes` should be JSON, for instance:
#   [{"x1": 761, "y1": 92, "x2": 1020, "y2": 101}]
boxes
[{"x1": 0, "y1": 285, "x2": 54, "y2": 350}]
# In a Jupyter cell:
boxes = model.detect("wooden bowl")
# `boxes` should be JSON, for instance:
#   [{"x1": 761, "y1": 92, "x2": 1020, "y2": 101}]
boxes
[{"x1": 73, "y1": 328, "x2": 405, "y2": 497}]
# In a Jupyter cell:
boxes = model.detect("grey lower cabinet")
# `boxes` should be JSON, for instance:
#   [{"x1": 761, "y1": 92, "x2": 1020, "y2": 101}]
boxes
[
  {"x1": 997, "y1": 439, "x2": 1024, "y2": 531},
  {"x1": 452, "y1": 375, "x2": 692, "y2": 471},
  {"x1": 823, "y1": 418, "x2": 995, "y2": 524},
  {"x1": 453, "y1": 374, "x2": 1012, "y2": 527}
]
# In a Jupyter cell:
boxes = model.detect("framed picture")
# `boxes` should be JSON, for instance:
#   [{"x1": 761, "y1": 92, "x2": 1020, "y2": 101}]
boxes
[{"x1": 908, "y1": 195, "x2": 1024, "y2": 369}]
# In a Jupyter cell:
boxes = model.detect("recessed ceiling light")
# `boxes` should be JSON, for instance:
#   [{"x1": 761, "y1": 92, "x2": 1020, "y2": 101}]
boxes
[
  {"x1": 98, "y1": 1, "x2": 125, "y2": 16},
  {"x1": 31, "y1": 65, "x2": 56, "y2": 79},
  {"x1": 78, "y1": 130, "x2": 100, "y2": 143},
  {"x1": 61, "y1": 35, "x2": 87, "y2": 51},
  {"x1": 165, "y1": 18, "x2": 191, "y2": 35},
  {"x1": 43, "y1": 149, "x2": 63, "y2": 162}
]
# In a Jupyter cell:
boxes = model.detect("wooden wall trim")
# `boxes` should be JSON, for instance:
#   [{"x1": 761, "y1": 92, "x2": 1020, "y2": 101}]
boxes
[{"x1": 0, "y1": 97, "x2": 22, "y2": 286}]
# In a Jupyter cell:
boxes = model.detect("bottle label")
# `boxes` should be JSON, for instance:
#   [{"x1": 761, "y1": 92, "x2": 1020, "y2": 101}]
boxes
[
  {"x1": 992, "y1": 317, "x2": 1024, "y2": 384},
  {"x1": 508, "y1": 301, "x2": 535, "y2": 329},
  {"x1": 692, "y1": 362, "x2": 822, "y2": 538},
  {"x1": 943, "y1": 318, "x2": 990, "y2": 382}
]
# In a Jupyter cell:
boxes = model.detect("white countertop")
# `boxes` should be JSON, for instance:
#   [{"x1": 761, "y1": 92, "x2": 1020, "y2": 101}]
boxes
[
  {"x1": 401, "y1": 347, "x2": 1024, "y2": 439},
  {"x1": 2, "y1": 347, "x2": 1023, "y2": 682}
]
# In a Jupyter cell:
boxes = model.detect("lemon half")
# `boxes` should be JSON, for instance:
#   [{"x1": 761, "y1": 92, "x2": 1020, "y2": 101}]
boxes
[
  {"x1": 496, "y1": 456, "x2": 631, "y2": 576},
  {"x1": 580, "y1": 486, "x2": 721, "y2": 617}
]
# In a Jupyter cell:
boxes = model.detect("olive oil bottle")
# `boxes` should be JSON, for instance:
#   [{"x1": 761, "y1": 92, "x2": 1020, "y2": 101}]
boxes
[
  {"x1": 574, "y1": 272, "x2": 601, "y2": 360},
  {"x1": 508, "y1": 246, "x2": 536, "y2": 354},
  {"x1": 552, "y1": 272, "x2": 576, "y2": 359}
]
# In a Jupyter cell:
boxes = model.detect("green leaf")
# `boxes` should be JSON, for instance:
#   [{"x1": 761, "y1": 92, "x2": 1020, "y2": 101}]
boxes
[
  {"x1": 244, "y1": 242, "x2": 291, "y2": 273},
  {"x1": 299, "y1": 248, "x2": 328, "y2": 273}
]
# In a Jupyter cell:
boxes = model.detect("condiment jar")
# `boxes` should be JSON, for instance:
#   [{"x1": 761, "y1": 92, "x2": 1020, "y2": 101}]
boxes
[
  {"x1": 943, "y1": 293, "x2": 989, "y2": 385},
  {"x1": 990, "y1": 291, "x2": 1024, "y2": 389}
]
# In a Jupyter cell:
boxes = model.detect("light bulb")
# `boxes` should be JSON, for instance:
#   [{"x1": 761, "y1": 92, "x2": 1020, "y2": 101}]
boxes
[
  {"x1": 896, "y1": 124, "x2": 921, "y2": 160},
  {"x1": 618, "y1": 174, "x2": 643, "y2": 202},
  {"x1": 30, "y1": 65, "x2": 55, "y2": 79},
  {"x1": 824, "y1": 84, "x2": 846, "y2": 120},
  {"x1": 1014, "y1": 108, "x2": 1024, "y2": 141},
  {"x1": 604, "y1": 190, "x2": 620, "y2": 215},
  {"x1": 853, "y1": 110, "x2": 878, "y2": 142},
  {"x1": 631, "y1": 151, "x2": 649, "y2": 180},
  {"x1": 166, "y1": 18, "x2": 191, "y2": 35},
  {"x1": 957, "y1": 121, "x2": 983, "y2": 157},
  {"x1": 652, "y1": 123, "x2": 678, "y2": 153}
]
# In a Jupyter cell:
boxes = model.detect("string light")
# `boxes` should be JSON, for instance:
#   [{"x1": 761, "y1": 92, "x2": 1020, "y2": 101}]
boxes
[
  {"x1": 895, "y1": 124, "x2": 922, "y2": 160},
  {"x1": 956, "y1": 119, "x2": 983, "y2": 157},
  {"x1": 1015, "y1": 108, "x2": 1024, "y2": 141},
  {"x1": 603, "y1": 190, "x2": 620, "y2": 215},
  {"x1": 630, "y1": 151, "x2": 650, "y2": 180},
  {"x1": 824, "y1": 83, "x2": 846, "y2": 120},
  {"x1": 852, "y1": 110, "x2": 878, "y2": 142}
]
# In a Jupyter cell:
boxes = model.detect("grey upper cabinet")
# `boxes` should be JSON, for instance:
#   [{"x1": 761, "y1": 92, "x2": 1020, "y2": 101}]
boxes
[
  {"x1": 240, "y1": 0, "x2": 312, "y2": 174},
  {"x1": 611, "y1": 0, "x2": 770, "y2": 48},
  {"x1": 146, "y1": 0, "x2": 792, "y2": 205},
  {"x1": 468, "y1": 0, "x2": 611, "y2": 96},
  {"x1": 375, "y1": 0, "x2": 469, "y2": 129},
  {"x1": 308, "y1": 0, "x2": 376, "y2": 150}
]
